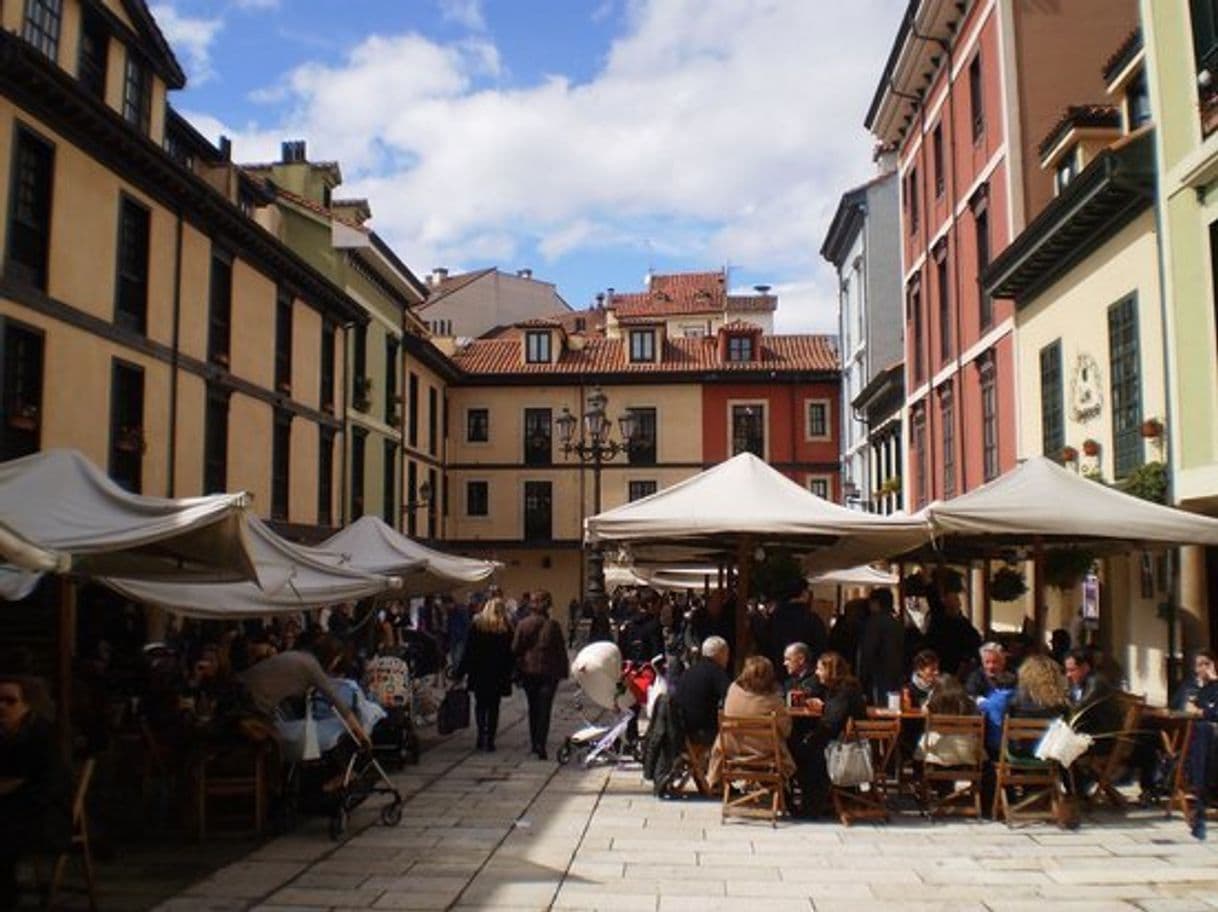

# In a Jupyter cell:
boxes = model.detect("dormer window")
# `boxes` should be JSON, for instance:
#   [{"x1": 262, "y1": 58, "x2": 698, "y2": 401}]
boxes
[
  {"x1": 78, "y1": 6, "x2": 108, "y2": 100},
  {"x1": 629, "y1": 329, "x2": 656, "y2": 363},
  {"x1": 727, "y1": 334, "x2": 754, "y2": 362},
  {"x1": 525, "y1": 330, "x2": 551, "y2": 363},
  {"x1": 1126, "y1": 71, "x2": 1151, "y2": 130},
  {"x1": 1054, "y1": 147, "x2": 1078, "y2": 195},
  {"x1": 23, "y1": 0, "x2": 62, "y2": 62},
  {"x1": 123, "y1": 51, "x2": 152, "y2": 136}
]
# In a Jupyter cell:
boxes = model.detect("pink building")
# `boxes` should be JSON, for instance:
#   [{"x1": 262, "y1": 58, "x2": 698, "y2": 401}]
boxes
[{"x1": 866, "y1": 0, "x2": 1138, "y2": 507}]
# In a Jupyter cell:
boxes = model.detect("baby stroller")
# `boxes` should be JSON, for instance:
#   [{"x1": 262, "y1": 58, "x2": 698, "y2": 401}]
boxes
[
  {"x1": 557, "y1": 642, "x2": 666, "y2": 767},
  {"x1": 277, "y1": 680, "x2": 404, "y2": 840},
  {"x1": 364, "y1": 654, "x2": 421, "y2": 767}
]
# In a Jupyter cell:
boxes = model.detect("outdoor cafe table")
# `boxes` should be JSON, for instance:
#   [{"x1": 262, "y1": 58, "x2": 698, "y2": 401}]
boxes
[
  {"x1": 1141, "y1": 706, "x2": 1195, "y2": 817},
  {"x1": 786, "y1": 704, "x2": 926, "y2": 720}
]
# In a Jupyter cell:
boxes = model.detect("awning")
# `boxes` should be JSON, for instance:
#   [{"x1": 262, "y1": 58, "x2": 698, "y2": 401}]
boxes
[{"x1": 811, "y1": 565, "x2": 898, "y2": 587}]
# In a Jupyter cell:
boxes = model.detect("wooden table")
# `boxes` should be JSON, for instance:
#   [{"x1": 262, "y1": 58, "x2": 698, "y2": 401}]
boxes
[
  {"x1": 786, "y1": 704, "x2": 926, "y2": 721},
  {"x1": 1142, "y1": 707, "x2": 1194, "y2": 818}
]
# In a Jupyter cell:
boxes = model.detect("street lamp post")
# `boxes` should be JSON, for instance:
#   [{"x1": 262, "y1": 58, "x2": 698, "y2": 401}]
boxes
[{"x1": 555, "y1": 387, "x2": 639, "y2": 606}]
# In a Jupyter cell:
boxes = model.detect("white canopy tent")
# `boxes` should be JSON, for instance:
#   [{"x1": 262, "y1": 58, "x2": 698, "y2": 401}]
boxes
[
  {"x1": 103, "y1": 516, "x2": 407, "y2": 618},
  {"x1": 604, "y1": 564, "x2": 718, "y2": 593},
  {"x1": 322, "y1": 515, "x2": 498, "y2": 595},
  {"x1": 0, "y1": 449, "x2": 262, "y2": 600},
  {"x1": 810, "y1": 564, "x2": 898, "y2": 587}
]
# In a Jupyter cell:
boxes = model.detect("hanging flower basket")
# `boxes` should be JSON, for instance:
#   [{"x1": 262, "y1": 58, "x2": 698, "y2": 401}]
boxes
[
  {"x1": 1140, "y1": 418, "x2": 1163, "y2": 439},
  {"x1": 1045, "y1": 549, "x2": 1095, "y2": 590},
  {"x1": 1082, "y1": 439, "x2": 1101, "y2": 457},
  {"x1": 988, "y1": 566, "x2": 1028, "y2": 603},
  {"x1": 1060, "y1": 445, "x2": 1078, "y2": 463}
]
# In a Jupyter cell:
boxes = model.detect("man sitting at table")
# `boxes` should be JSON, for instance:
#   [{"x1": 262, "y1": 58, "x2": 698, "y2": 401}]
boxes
[
  {"x1": 1064, "y1": 649, "x2": 1121, "y2": 736},
  {"x1": 672, "y1": 636, "x2": 731, "y2": 746},
  {"x1": 781, "y1": 642, "x2": 821, "y2": 699},
  {"x1": 965, "y1": 642, "x2": 1007, "y2": 700}
]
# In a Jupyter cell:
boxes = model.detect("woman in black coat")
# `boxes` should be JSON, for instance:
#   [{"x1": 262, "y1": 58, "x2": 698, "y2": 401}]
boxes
[
  {"x1": 792, "y1": 650, "x2": 866, "y2": 817},
  {"x1": 457, "y1": 598, "x2": 515, "y2": 752}
]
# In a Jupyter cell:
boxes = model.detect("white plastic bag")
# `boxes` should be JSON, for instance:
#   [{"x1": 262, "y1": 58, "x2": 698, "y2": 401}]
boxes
[
  {"x1": 1034, "y1": 717, "x2": 1093, "y2": 768},
  {"x1": 302, "y1": 702, "x2": 321, "y2": 761},
  {"x1": 826, "y1": 737, "x2": 873, "y2": 787}
]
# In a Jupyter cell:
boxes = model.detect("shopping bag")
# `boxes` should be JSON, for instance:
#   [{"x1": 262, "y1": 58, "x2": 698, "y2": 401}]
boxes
[
  {"x1": 302, "y1": 701, "x2": 321, "y2": 761},
  {"x1": 436, "y1": 687, "x2": 471, "y2": 735},
  {"x1": 825, "y1": 737, "x2": 873, "y2": 787},
  {"x1": 1034, "y1": 717, "x2": 1093, "y2": 768}
]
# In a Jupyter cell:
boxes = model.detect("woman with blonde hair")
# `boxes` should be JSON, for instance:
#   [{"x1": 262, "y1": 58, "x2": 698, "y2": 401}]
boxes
[
  {"x1": 1013, "y1": 653, "x2": 1069, "y2": 718},
  {"x1": 708, "y1": 655, "x2": 796, "y2": 788},
  {"x1": 456, "y1": 597, "x2": 515, "y2": 751}
]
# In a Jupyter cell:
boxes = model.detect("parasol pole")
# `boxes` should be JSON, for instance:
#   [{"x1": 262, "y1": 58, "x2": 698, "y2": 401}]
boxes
[
  {"x1": 735, "y1": 536, "x2": 754, "y2": 671},
  {"x1": 1032, "y1": 536, "x2": 1046, "y2": 649},
  {"x1": 981, "y1": 558, "x2": 993, "y2": 636},
  {"x1": 56, "y1": 575, "x2": 76, "y2": 754}
]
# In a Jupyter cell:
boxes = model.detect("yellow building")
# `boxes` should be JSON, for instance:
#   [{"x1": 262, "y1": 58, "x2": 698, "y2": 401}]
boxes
[
  {"x1": 985, "y1": 33, "x2": 1179, "y2": 699},
  {"x1": 0, "y1": 0, "x2": 361, "y2": 537}
]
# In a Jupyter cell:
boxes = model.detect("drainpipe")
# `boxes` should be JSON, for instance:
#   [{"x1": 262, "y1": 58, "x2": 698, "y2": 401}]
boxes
[
  {"x1": 340, "y1": 321, "x2": 354, "y2": 524},
  {"x1": 167, "y1": 208, "x2": 183, "y2": 496}
]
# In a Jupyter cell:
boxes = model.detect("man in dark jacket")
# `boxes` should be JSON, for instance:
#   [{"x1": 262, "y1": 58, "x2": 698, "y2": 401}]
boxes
[
  {"x1": 512, "y1": 591, "x2": 569, "y2": 760},
  {"x1": 859, "y1": 587, "x2": 904, "y2": 704},
  {"x1": 672, "y1": 636, "x2": 731, "y2": 745},
  {"x1": 766, "y1": 580, "x2": 826, "y2": 679},
  {"x1": 618, "y1": 594, "x2": 664, "y2": 664},
  {"x1": 1065, "y1": 649, "x2": 1122, "y2": 736}
]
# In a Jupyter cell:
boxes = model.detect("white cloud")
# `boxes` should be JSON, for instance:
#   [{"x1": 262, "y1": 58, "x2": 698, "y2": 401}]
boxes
[
  {"x1": 231, "y1": 0, "x2": 279, "y2": 9},
  {"x1": 151, "y1": 4, "x2": 223, "y2": 84},
  {"x1": 436, "y1": 0, "x2": 486, "y2": 31},
  {"x1": 201, "y1": 0, "x2": 901, "y2": 301}
]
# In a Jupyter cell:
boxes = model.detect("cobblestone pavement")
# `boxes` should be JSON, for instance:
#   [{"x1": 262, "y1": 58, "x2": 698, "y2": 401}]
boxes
[{"x1": 149, "y1": 691, "x2": 1218, "y2": 912}]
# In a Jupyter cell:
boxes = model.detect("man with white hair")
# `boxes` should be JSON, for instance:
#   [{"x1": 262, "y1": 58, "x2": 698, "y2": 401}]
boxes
[
  {"x1": 782, "y1": 642, "x2": 819, "y2": 696},
  {"x1": 672, "y1": 636, "x2": 731, "y2": 745},
  {"x1": 965, "y1": 641, "x2": 1007, "y2": 700}
]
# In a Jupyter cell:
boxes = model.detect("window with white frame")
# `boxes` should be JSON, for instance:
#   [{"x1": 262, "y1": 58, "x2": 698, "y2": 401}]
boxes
[
  {"x1": 730, "y1": 403, "x2": 765, "y2": 457},
  {"x1": 525, "y1": 330, "x2": 551, "y2": 363},
  {"x1": 628, "y1": 329, "x2": 656, "y2": 362},
  {"x1": 628, "y1": 480, "x2": 657, "y2": 502},
  {"x1": 806, "y1": 400, "x2": 829, "y2": 439},
  {"x1": 807, "y1": 477, "x2": 830, "y2": 500}
]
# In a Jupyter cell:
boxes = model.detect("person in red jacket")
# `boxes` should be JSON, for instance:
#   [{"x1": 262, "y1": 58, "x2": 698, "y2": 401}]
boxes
[{"x1": 512, "y1": 591, "x2": 569, "y2": 759}]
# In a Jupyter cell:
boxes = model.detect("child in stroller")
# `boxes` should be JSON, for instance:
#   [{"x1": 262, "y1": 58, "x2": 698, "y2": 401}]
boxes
[{"x1": 557, "y1": 642, "x2": 666, "y2": 766}]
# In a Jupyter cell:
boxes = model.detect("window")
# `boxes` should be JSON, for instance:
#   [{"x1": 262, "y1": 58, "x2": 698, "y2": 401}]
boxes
[
  {"x1": 320, "y1": 321, "x2": 335, "y2": 412},
  {"x1": 384, "y1": 336, "x2": 398, "y2": 424},
  {"x1": 1192, "y1": 0, "x2": 1218, "y2": 80},
  {"x1": 383, "y1": 440, "x2": 396, "y2": 525},
  {"x1": 1039, "y1": 340, "x2": 1064, "y2": 460},
  {"x1": 271, "y1": 411, "x2": 291, "y2": 521},
  {"x1": 1055, "y1": 148, "x2": 1079, "y2": 195},
  {"x1": 969, "y1": 53, "x2": 985, "y2": 140},
  {"x1": 940, "y1": 384, "x2": 955, "y2": 499},
  {"x1": 1, "y1": 320, "x2": 44, "y2": 460},
  {"x1": 466, "y1": 407, "x2": 489, "y2": 442},
  {"x1": 906, "y1": 166, "x2": 919, "y2": 235},
  {"x1": 467, "y1": 480, "x2": 489, "y2": 516},
  {"x1": 912, "y1": 405, "x2": 927, "y2": 508},
  {"x1": 203, "y1": 386, "x2": 228, "y2": 494},
  {"x1": 980, "y1": 353, "x2": 999, "y2": 481},
  {"x1": 525, "y1": 330, "x2": 551, "y2": 363},
  {"x1": 427, "y1": 468, "x2": 437, "y2": 538},
  {"x1": 806, "y1": 401, "x2": 829, "y2": 439},
  {"x1": 351, "y1": 427, "x2": 366, "y2": 519},
  {"x1": 627, "y1": 407, "x2": 656, "y2": 465},
  {"x1": 6, "y1": 127, "x2": 54, "y2": 292},
  {"x1": 318, "y1": 427, "x2": 334, "y2": 526},
  {"x1": 207, "y1": 251, "x2": 232, "y2": 366},
  {"x1": 114, "y1": 197, "x2": 150, "y2": 335},
  {"x1": 523, "y1": 407, "x2": 552, "y2": 466},
  {"x1": 629, "y1": 329, "x2": 655, "y2": 362},
  {"x1": 274, "y1": 289, "x2": 292, "y2": 393},
  {"x1": 22, "y1": 0, "x2": 62, "y2": 61},
  {"x1": 727, "y1": 335, "x2": 753, "y2": 362},
  {"x1": 628, "y1": 480, "x2": 658, "y2": 502},
  {"x1": 1127, "y1": 71, "x2": 1152, "y2": 130},
  {"x1": 1108, "y1": 295, "x2": 1143, "y2": 478},
  {"x1": 428, "y1": 386, "x2": 438, "y2": 456},
  {"x1": 523, "y1": 481, "x2": 552, "y2": 541},
  {"x1": 406, "y1": 460, "x2": 417, "y2": 536},
  {"x1": 109, "y1": 360, "x2": 144, "y2": 493},
  {"x1": 407, "y1": 372, "x2": 419, "y2": 446},
  {"x1": 77, "y1": 7, "x2": 108, "y2": 100},
  {"x1": 975, "y1": 202, "x2": 992, "y2": 329},
  {"x1": 932, "y1": 124, "x2": 944, "y2": 197},
  {"x1": 731, "y1": 404, "x2": 765, "y2": 458},
  {"x1": 808, "y1": 478, "x2": 830, "y2": 499},
  {"x1": 123, "y1": 52, "x2": 152, "y2": 136},
  {"x1": 909, "y1": 280, "x2": 924, "y2": 383},
  {"x1": 936, "y1": 248, "x2": 951, "y2": 362}
]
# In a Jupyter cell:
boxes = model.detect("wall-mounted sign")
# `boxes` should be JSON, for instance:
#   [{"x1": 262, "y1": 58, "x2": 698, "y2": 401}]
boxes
[
  {"x1": 1070, "y1": 353, "x2": 1104, "y2": 423},
  {"x1": 1082, "y1": 572, "x2": 1100, "y2": 622}
]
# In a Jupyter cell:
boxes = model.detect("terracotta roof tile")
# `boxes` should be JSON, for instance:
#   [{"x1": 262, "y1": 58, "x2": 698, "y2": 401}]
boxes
[
  {"x1": 720, "y1": 320, "x2": 764, "y2": 333},
  {"x1": 417, "y1": 268, "x2": 496, "y2": 308},
  {"x1": 515, "y1": 317, "x2": 564, "y2": 328},
  {"x1": 1038, "y1": 104, "x2": 1121, "y2": 157},
  {"x1": 260, "y1": 182, "x2": 369, "y2": 232},
  {"x1": 452, "y1": 333, "x2": 838, "y2": 376},
  {"x1": 607, "y1": 270, "x2": 776, "y2": 317}
]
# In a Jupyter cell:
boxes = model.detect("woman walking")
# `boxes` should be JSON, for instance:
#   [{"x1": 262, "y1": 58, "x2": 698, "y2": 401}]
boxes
[
  {"x1": 512, "y1": 590, "x2": 569, "y2": 760},
  {"x1": 457, "y1": 598, "x2": 515, "y2": 752}
]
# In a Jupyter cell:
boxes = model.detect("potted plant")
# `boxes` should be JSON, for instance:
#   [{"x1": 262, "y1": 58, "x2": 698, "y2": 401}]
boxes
[
  {"x1": 1045, "y1": 548, "x2": 1095, "y2": 590},
  {"x1": 988, "y1": 566, "x2": 1028, "y2": 602},
  {"x1": 1060, "y1": 445, "x2": 1078, "y2": 463},
  {"x1": 1120, "y1": 461, "x2": 1168, "y2": 504},
  {"x1": 1140, "y1": 418, "x2": 1164, "y2": 439},
  {"x1": 880, "y1": 475, "x2": 901, "y2": 495},
  {"x1": 1082, "y1": 438, "x2": 1101, "y2": 457}
]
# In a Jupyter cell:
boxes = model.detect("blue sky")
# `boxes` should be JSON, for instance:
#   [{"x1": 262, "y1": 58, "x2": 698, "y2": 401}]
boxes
[{"x1": 154, "y1": 0, "x2": 904, "y2": 332}]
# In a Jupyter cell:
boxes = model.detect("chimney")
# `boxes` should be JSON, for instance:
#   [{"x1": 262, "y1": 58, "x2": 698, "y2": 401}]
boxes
[
  {"x1": 753, "y1": 284, "x2": 772, "y2": 295},
  {"x1": 516, "y1": 268, "x2": 533, "y2": 279},
  {"x1": 430, "y1": 267, "x2": 449, "y2": 287},
  {"x1": 219, "y1": 135, "x2": 232, "y2": 161},
  {"x1": 281, "y1": 140, "x2": 307, "y2": 163},
  {"x1": 595, "y1": 292, "x2": 605, "y2": 310}
]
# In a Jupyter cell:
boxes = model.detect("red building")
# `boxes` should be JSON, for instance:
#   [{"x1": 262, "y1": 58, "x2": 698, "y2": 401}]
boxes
[{"x1": 866, "y1": 0, "x2": 1138, "y2": 507}]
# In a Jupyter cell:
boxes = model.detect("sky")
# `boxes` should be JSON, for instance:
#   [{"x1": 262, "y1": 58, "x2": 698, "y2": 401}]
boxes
[{"x1": 154, "y1": 0, "x2": 905, "y2": 334}]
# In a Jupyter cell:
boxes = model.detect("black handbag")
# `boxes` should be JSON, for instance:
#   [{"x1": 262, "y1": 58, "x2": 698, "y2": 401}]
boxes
[{"x1": 437, "y1": 687, "x2": 471, "y2": 734}]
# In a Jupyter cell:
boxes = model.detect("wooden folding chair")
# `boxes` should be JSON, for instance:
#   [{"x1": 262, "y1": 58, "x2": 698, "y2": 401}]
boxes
[
  {"x1": 658, "y1": 738, "x2": 713, "y2": 798},
  {"x1": 192, "y1": 740, "x2": 271, "y2": 840},
  {"x1": 44, "y1": 756, "x2": 98, "y2": 912},
  {"x1": 993, "y1": 716, "x2": 1061, "y2": 826},
  {"x1": 1079, "y1": 692, "x2": 1145, "y2": 809},
  {"x1": 717, "y1": 712, "x2": 788, "y2": 826},
  {"x1": 832, "y1": 717, "x2": 900, "y2": 825},
  {"x1": 919, "y1": 714, "x2": 985, "y2": 819}
]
